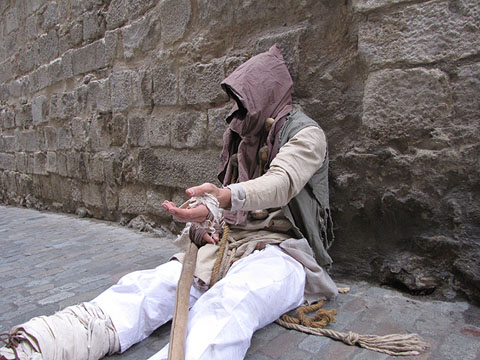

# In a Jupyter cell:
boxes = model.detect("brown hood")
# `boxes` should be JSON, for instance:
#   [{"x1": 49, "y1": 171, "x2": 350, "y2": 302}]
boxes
[{"x1": 218, "y1": 45, "x2": 293, "y2": 225}]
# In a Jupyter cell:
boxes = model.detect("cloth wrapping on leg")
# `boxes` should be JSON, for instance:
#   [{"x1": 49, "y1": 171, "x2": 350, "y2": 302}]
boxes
[{"x1": 0, "y1": 302, "x2": 119, "y2": 360}]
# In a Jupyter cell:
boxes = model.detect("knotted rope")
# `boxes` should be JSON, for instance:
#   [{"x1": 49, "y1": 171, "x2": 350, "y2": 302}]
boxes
[
  {"x1": 276, "y1": 300, "x2": 429, "y2": 356},
  {"x1": 0, "y1": 328, "x2": 41, "y2": 360}
]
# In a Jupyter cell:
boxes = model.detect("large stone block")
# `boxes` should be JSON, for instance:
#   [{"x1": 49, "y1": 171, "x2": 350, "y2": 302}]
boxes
[
  {"x1": 122, "y1": 15, "x2": 160, "y2": 59},
  {"x1": 46, "y1": 151, "x2": 57, "y2": 173},
  {"x1": 66, "y1": 151, "x2": 87, "y2": 179},
  {"x1": 82, "y1": 10, "x2": 106, "y2": 41},
  {"x1": 44, "y1": 126, "x2": 57, "y2": 150},
  {"x1": 15, "y1": 152, "x2": 27, "y2": 173},
  {"x1": 255, "y1": 27, "x2": 306, "y2": 81},
  {"x1": 171, "y1": 111, "x2": 207, "y2": 149},
  {"x1": 127, "y1": 0, "x2": 156, "y2": 19},
  {"x1": 106, "y1": 0, "x2": 127, "y2": 30},
  {"x1": 358, "y1": 0, "x2": 480, "y2": 68},
  {"x1": 47, "y1": 58, "x2": 63, "y2": 84},
  {"x1": 87, "y1": 79, "x2": 111, "y2": 113},
  {"x1": 31, "y1": 96, "x2": 49, "y2": 124},
  {"x1": 29, "y1": 65, "x2": 50, "y2": 93},
  {"x1": 26, "y1": 14, "x2": 39, "y2": 41},
  {"x1": 33, "y1": 152, "x2": 47, "y2": 175},
  {"x1": 152, "y1": 63, "x2": 177, "y2": 106},
  {"x1": 71, "y1": 117, "x2": 88, "y2": 150},
  {"x1": 137, "y1": 148, "x2": 219, "y2": 189},
  {"x1": 127, "y1": 114, "x2": 148, "y2": 147},
  {"x1": 41, "y1": 1, "x2": 58, "y2": 30},
  {"x1": 146, "y1": 188, "x2": 169, "y2": 217},
  {"x1": 36, "y1": 29, "x2": 59, "y2": 65},
  {"x1": 132, "y1": 70, "x2": 153, "y2": 109},
  {"x1": 119, "y1": 185, "x2": 147, "y2": 214},
  {"x1": 104, "y1": 29, "x2": 119, "y2": 65},
  {"x1": 72, "y1": 40, "x2": 106, "y2": 75},
  {"x1": 49, "y1": 92, "x2": 75, "y2": 120},
  {"x1": 159, "y1": 0, "x2": 191, "y2": 44},
  {"x1": 16, "y1": 130, "x2": 38, "y2": 152},
  {"x1": 56, "y1": 152, "x2": 68, "y2": 177},
  {"x1": 453, "y1": 63, "x2": 480, "y2": 124},
  {"x1": 0, "y1": 136, "x2": 16, "y2": 153},
  {"x1": 111, "y1": 71, "x2": 132, "y2": 112},
  {"x1": 0, "y1": 59, "x2": 15, "y2": 84},
  {"x1": 5, "y1": 7, "x2": 19, "y2": 34},
  {"x1": 148, "y1": 109, "x2": 171, "y2": 147},
  {"x1": 82, "y1": 183, "x2": 103, "y2": 208},
  {"x1": 57, "y1": 126, "x2": 73, "y2": 150},
  {"x1": 207, "y1": 105, "x2": 229, "y2": 148},
  {"x1": 179, "y1": 59, "x2": 227, "y2": 105},
  {"x1": 61, "y1": 50, "x2": 73, "y2": 80},
  {"x1": 17, "y1": 46, "x2": 36, "y2": 74},
  {"x1": 0, "y1": 153, "x2": 15, "y2": 170},
  {"x1": 86, "y1": 153, "x2": 105, "y2": 183},
  {"x1": 352, "y1": 0, "x2": 411, "y2": 12},
  {"x1": 362, "y1": 68, "x2": 453, "y2": 145},
  {"x1": 1, "y1": 108, "x2": 15, "y2": 129}
]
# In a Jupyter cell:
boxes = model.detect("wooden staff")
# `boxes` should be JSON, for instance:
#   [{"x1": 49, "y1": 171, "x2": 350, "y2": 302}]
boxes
[{"x1": 168, "y1": 241, "x2": 198, "y2": 360}]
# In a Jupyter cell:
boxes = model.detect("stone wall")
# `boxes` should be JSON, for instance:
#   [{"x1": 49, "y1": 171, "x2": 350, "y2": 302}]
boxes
[{"x1": 0, "y1": 0, "x2": 478, "y2": 303}]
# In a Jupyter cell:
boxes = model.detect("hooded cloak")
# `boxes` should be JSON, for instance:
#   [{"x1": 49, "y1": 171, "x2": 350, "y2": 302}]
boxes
[{"x1": 218, "y1": 44, "x2": 293, "y2": 225}]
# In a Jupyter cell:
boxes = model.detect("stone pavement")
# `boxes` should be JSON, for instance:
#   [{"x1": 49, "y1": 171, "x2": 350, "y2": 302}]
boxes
[{"x1": 1, "y1": 205, "x2": 479, "y2": 360}]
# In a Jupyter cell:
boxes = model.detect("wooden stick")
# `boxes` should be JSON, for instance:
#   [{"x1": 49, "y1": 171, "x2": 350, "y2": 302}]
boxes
[{"x1": 168, "y1": 241, "x2": 198, "y2": 360}]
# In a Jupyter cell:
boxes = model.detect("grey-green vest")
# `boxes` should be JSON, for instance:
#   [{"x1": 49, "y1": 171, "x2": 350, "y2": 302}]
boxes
[{"x1": 279, "y1": 108, "x2": 334, "y2": 267}]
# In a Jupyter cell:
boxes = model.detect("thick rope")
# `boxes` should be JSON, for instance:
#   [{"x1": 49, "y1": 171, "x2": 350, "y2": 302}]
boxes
[
  {"x1": 209, "y1": 224, "x2": 230, "y2": 287},
  {"x1": 276, "y1": 301, "x2": 429, "y2": 356}
]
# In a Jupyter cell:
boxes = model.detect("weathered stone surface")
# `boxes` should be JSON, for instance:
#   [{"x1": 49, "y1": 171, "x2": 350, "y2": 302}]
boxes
[
  {"x1": 106, "y1": 0, "x2": 127, "y2": 30},
  {"x1": 159, "y1": 0, "x2": 191, "y2": 44},
  {"x1": 352, "y1": 0, "x2": 411, "y2": 12},
  {"x1": 138, "y1": 148, "x2": 219, "y2": 189},
  {"x1": 179, "y1": 59, "x2": 227, "y2": 104},
  {"x1": 17, "y1": 46, "x2": 36, "y2": 74},
  {"x1": 152, "y1": 63, "x2": 177, "y2": 106},
  {"x1": 46, "y1": 151, "x2": 57, "y2": 173},
  {"x1": 36, "y1": 29, "x2": 59, "y2": 65},
  {"x1": 362, "y1": 68, "x2": 453, "y2": 145},
  {"x1": 49, "y1": 92, "x2": 75, "y2": 120},
  {"x1": 41, "y1": 1, "x2": 58, "y2": 30},
  {"x1": 0, "y1": 136, "x2": 16, "y2": 153},
  {"x1": 122, "y1": 15, "x2": 160, "y2": 59},
  {"x1": 111, "y1": 71, "x2": 132, "y2": 112},
  {"x1": 31, "y1": 96, "x2": 48, "y2": 124},
  {"x1": 33, "y1": 152, "x2": 47, "y2": 175},
  {"x1": 127, "y1": 0, "x2": 156, "y2": 20},
  {"x1": 127, "y1": 113, "x2": 148, "y2": 147},
  {"x1": 16, "y1": 130, "x2": 38, "y2": 152},
  {"x1": 5, "y1": 7, "x2": 19, "y2": 34},
  {"x1": 82, "y1": 10, "x2": 105, "y2": 41},
  {"x1": 72, "y1": 40, "x2": 106, "y2": 75},
  {"x1": 87, "y1": 78, "x2": 111, "y2": 113},
  {"x1": 71, "y1": 117, "x2": 87, "y2": 150},
  {"x1": 453, "y1": 63, "x2": 480, "y2": 124},
  {"x1": 0, "y1": 108, "x2": 15, "y2": 129},
  {"x1": 0, "y1": 153, "x2": 15, "y2": 171},
  {"x1": 132, "y1": 70, "x2": 153, "y2": 108},
  {"x1": 358, "y1": 0, "x2": 480, "y2": 68},
  {"x1": 57, "y1": 126, "x2": 73, "y2": 150},
  {"x1": 44, "y1": 127, "x2": 57, "y2": 150},
  {"x1": 82, "y1": 183, "x2": 103, "y2": 208},
  {"x1": 171, "y1": 111, "x2": 207, "y2": 149},
  {"x1": 148, "y1": 109, "x2": 171, "y2": 147},
  {"x1": 119, "y1": 185, "x2": 147, "y2": 214},
  {"x1": 85, "y1": 153, "x2": 105, "y2": 183}
]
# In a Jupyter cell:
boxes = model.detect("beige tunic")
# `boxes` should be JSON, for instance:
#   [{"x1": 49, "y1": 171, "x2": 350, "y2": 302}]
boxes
[{"x1": 175, "y1": 125, "x2": 338, "y2": 302}]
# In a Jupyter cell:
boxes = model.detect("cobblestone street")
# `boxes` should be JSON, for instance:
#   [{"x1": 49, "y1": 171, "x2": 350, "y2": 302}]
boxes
[{"x1": 1, "y1": 205, "x2": 479, "y2": 360}]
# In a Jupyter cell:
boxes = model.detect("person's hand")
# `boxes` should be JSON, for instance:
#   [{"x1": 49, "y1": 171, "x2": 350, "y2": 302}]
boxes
[
  {"x1": 185, "y1": 183, "x2": 231, "y2": 209},
  {"x1": 161, "y1": 200, "x2": 209, "y2": 223}
]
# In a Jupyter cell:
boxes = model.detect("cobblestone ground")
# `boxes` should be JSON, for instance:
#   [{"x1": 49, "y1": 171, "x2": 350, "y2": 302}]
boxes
[{"x1": 1, "y1": 205, "x2": 479, "y2": 360}]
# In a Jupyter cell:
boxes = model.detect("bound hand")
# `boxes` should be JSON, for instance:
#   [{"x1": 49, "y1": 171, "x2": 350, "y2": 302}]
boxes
[{"x1": 161, "y1": 183, "x2": 231, "y2": 224}]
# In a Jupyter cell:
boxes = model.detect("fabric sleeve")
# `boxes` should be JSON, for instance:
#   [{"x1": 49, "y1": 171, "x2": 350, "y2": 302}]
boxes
[{"x1": 239, "y1": 126, "x2": 326, "y2": 211}]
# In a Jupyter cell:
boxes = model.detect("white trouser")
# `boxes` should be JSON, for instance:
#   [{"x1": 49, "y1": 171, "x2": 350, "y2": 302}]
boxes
[{"x1": 92, "y1": 245, "x2": 306, "y2": 360}]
